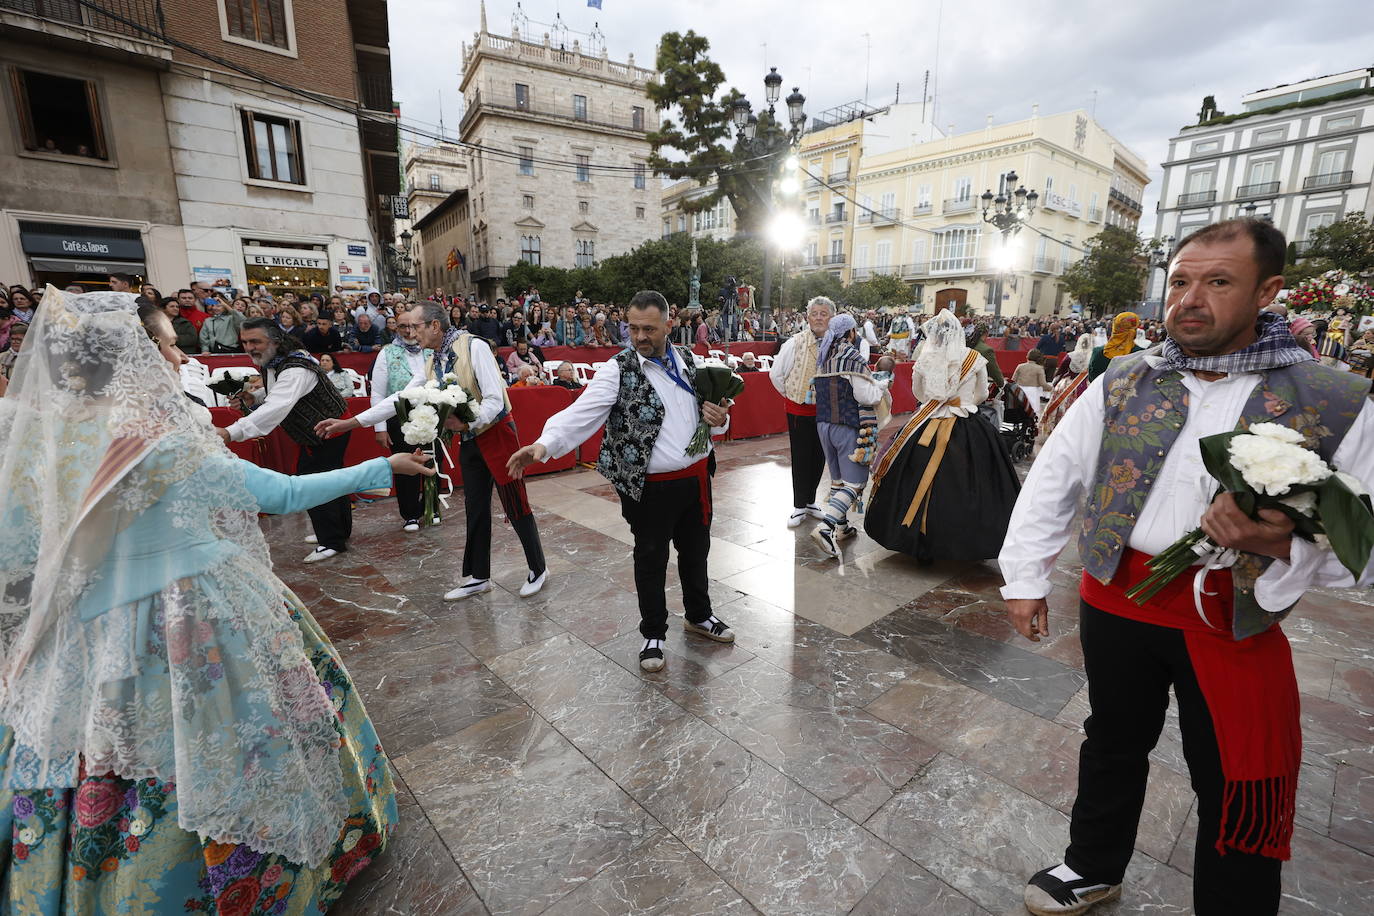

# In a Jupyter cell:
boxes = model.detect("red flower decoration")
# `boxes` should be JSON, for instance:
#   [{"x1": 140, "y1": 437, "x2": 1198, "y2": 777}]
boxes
[{"x1": 217, "y1": 876, "x2": 262, "y2": 916}]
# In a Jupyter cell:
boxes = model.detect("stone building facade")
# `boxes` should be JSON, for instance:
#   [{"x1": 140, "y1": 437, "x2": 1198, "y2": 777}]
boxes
[{"x1": 458, "y1": 3, "x2": 658, "y2": 301}]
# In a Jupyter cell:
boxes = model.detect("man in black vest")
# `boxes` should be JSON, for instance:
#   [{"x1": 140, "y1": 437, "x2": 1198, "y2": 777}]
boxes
[
  {"x1": 218, "y1": 317, "x2": 353, "y2": 563},
  {"x1": 507, "y1": 291, "x2": 735, "y2": 672}
]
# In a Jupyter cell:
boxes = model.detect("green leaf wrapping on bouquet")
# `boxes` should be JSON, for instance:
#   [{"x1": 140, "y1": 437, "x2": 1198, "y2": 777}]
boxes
[
  {"x1": 1316, "y1": 475, "x2": 1374, "y2": 579},
  {"x1": 1198, "y1": 429, "x2": 1253, "y2": 495},
  {"x1": 685, "y1": 364, "x2": 746, "y2": 457}
]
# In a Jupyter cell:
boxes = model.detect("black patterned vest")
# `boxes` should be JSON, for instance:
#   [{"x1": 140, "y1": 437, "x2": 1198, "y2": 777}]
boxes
[
  {"x1": 268, "y1": 354, "x2": 348, "y2": 447},
  {"x1": 813, "y1": 343, "x2": 866, "y2": 427},
  {"x1": 1081, "y1": 348, "x2": 1368, "y2": 640},
  {"x1": 595, "y1": 346, "x2": 698, "y2": 502}
]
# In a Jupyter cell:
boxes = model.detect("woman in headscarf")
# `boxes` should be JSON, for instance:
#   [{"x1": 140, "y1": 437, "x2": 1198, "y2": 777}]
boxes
[
  {"x1": 1087, "y1": 311, "x2": 1143, "y2": 381},
  {"x1": 1288, "y1": 316, "x2": 1319, "y2": 358},
  {"x1": 864, "y1": 309, "x2": 1020, "y2": 563},
  {"x1": 0, "y1": 287, "x2": 434, "y2": 913},
  {"x1": 809, "y1": 313, "x2": 889, "y2": 559}
]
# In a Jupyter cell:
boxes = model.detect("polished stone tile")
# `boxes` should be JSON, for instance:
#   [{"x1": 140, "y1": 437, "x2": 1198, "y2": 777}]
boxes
[
  {"x1": 846, "y1": 856, "x2": 986, "y2": 916},
  {"x1": 546, "y1": 831, "x2": 753, "y2": 915},
  {"x1": 1331, "y1": 661, "x2": 1374, "y2": 713},
  {"x1": 595, "y1": 628, "x2": 756, "y2": 699},
  {"x1": 854, "y1": 602, "x2": 1086, "y2": 719},
  {"x1": 718, "y1": 594, "x2": 919, "y2": 706},
  {"x1": 394, "y1": 706, "x2": 661, "y2": 916},
  {"x1": 719, "y1": 561, "x2": 905, "y2": 636},
  {"x1": 1331, "y1": 764, "x2": 1374, "y2": 853},
  {"x1": 331, "y1": 776, "x2": 489, "y2": 916},
  {"x1": 419, "y1": 589, "x2": 568, "y2": 663},
  {"x1": 677, "y1": 657, "x2": 939, "y2": 822}
]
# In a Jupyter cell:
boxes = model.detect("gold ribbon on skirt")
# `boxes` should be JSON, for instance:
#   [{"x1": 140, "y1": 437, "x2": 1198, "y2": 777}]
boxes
[{"x1": 901, "y1": 416, "x2": 957, "y2": 532}]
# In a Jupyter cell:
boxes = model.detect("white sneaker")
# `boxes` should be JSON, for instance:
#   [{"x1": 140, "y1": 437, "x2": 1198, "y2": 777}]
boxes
[
  {"x1": 431, "y1": 515, "x2": 442, "y2": 526},
  {"x1": 807, "y1": 503, "x2": 827, "y2": 520},
  {"x1": 402, "y1": 520, "x2": 420, "y2": 532},
  {"x1": 519, "y1": 569, "x2": 547, "y2": 597},
  {"x1": 811, "y1": 524, "x2": 839, "y2": 559},
  {"x1": 304, "y1": 534, "x2": 318, "y2": 544},
  {"x1": 443, "y1": 578, "x2": 491, "y2": 601},
  {"x1": 303, "y1": 546, "x2": 337, "y2": 563},
  {"x1": 787, "y1": 507, "x2": 810, "y2": 528}
]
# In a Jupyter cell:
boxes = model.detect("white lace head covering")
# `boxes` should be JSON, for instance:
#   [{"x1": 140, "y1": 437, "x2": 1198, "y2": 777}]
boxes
[
  {"x1": 0, "y1": 287, "x2": 345, "y2": 866},
  {"x1": 1069, "y1": 333, "x2": 1094, "y2": 373},
  {"x1": 914, "y1": 309, "x2": 970, "y2": 401}
]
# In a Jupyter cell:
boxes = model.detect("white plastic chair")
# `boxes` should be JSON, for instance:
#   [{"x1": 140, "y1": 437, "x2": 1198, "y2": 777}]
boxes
[
  {"x1": 725, "y1": 354, "x2": 742, "y2": 369},
  {"x1": 542, "y1": 359, "x2": 563, "y2": 383},
  {"x1": 342, "y1": 367, "x2": 368, "y2": 397},
  {"x1": 691, "y1": 352, "x2": 707, "y2": 368},
  {"x1": 756, "y1": 354, "x2": 774, "y2": 371},
  {"x1": 708, "y1": 348, "x2": 726, "y2": 361},
  {"x1": 572, "y1": 362, "x2": 595, "y2": 384}
]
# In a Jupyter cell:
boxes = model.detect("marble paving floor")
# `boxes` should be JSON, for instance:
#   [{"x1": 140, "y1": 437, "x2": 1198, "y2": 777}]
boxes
[{"x1": 262, "y1": 433, "x2": 1374, "y2": 915}]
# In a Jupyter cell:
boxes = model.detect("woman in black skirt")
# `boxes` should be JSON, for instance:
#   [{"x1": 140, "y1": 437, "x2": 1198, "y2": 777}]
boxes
[{"x1": 865, "y1": 310, "x2": 1021, "y2": 562}]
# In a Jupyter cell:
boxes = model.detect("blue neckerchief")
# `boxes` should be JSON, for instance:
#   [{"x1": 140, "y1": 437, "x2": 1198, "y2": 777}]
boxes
[
  {"x1": 264, "y1": 348, "x2": 316, "y2": 373},
  {"x1": 437, "y1": 327, "x2": 463, "y2": 376},
  {"x1": 648, "y1": 348, "x2": 696, "y2": 398}
]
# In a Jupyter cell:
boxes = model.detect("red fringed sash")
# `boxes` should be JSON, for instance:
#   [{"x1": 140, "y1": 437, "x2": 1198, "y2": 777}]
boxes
[
  {"x1": 1081, "y1": 548, "x2": 1301, "y2": 860},
  {"x1": 474, "y1": 419, "x2": 531, "y2": 521}
]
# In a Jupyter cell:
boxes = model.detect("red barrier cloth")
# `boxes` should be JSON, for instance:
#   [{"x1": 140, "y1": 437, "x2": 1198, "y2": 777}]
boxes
[
  {"x1": 197, "y1": 352, "x2": 377, "y2": 375},
  {"x1": 726, "y1": 371, "x2": 788, "y2": 439},
  {"x1": 506, "y1": 387, "x2": 577, "y2": 475},
  {"x1": 888, "y1": 363, "x2": 918, "y2": 415}
]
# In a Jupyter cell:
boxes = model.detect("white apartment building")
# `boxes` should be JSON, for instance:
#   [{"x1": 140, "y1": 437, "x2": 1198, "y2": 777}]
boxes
[
  {"x1": 1151, "y1": 67, "x2": 1374, "y2": 303},
  {"x1": 659, "y1": 178, "x2": 737, "y2": 241},
  {"x1": 843, "y1": 109, "x2": 1148, "y2": 316},
  {"x1": 459, "y1": 2, "x2": 658, "y2": 300}
]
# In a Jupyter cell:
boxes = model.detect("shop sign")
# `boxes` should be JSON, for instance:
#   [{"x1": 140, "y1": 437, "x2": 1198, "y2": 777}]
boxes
[
  {"x1": 347, "y1": 244, "x2": 367, "y2": 257},
  {"x1": 243, "y1": 246, "x2": 329, "y2": 270},
  {"x1": 21, "y1": 231, "x2": 145, "y2": 260},
  {"x1": 193, "y1": 266, "x2": 235, "y2": 289},
  {"x1": 389, "y1": 195, "x2": 409, "y2": 219}
]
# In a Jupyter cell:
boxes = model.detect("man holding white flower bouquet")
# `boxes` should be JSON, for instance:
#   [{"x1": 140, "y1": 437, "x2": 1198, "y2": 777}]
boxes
[
  {"x1": 998, "y1": 219, "x2": 1374, "y2": 916},
  {"x1": 507, "y1": 291, "x2": 737, "y2": 674},
  {"x1": 316, "y1": 302, "x2": 548, "y2": 600}
]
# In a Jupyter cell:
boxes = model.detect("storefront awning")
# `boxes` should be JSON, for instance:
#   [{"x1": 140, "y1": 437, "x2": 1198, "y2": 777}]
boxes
[{"x1": 29, "y1": 256, "x2": 146, "y2": 274}]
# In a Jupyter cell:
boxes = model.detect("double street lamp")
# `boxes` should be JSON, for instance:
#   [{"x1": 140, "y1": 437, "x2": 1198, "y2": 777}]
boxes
[
  {"x1": 1147, "y1": 235, "x2": 1175, "y2": 321},
  {"x1": 980, "y1": 171, "x2": 1039, "y2": 317},
  {"x1": 726, "y1": 67, "x2": 806, "y2": 337}
]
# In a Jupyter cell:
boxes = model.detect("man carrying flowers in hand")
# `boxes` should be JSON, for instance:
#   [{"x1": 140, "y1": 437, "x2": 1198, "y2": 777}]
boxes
[
  {"x1": 507, "y1": 291, "x2": 734, "y2": 674},
  {"x1": 316, "y1": 302, "x2": 548, "y2": 600},
  {"x1": 997, "y1": 219, "x2": 1374, "y2": 916}
]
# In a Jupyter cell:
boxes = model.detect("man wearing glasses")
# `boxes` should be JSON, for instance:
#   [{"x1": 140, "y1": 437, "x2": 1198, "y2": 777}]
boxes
[{"x1": 369, "y1": 305, "x2": 433, "y2": 531}]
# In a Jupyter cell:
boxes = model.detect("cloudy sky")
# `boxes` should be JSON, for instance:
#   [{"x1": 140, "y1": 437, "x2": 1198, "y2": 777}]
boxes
[{"x1": 389, "y1": 0, "x2": 1374, "y2": 235}]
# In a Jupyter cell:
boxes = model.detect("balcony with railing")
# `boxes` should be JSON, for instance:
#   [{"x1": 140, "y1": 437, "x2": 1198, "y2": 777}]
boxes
[
  {"x1": 900, "y1": 262, "x2": 931, "y2": 278},
  {"x1": 911, "y1": 203, "x2": 933, "y2": 216},
  {"x1": 822, "y1": 253, "x2": 847, "y2": 265},
  {"x1": 2, "y1": 0, "x2": 169, "y2": 52},
  {"x1": 459, "y1": 88, "x2": 648, "y2": 135},
  {"x1": 1236, "y1": 181, "x2": 1280, "y2": 198},
  {"x1": 1303, "y1": 170, "x2": 1353, "y2": 191},
  {"x1": 1177, "y1": 190, "x2": 1217, "y2": 207},
  {"x1": 1087, "y1": 206, "x2": 1104, "y2": 222},
  {"x1": 806, "y1": 213, "x2": 822, "y2": 225},
  {"x1": 1033, "y1": 256, "x2": 1059, "y2": 273},
  {"x1": 943, "y1": 197, "x2": 976, "y2": 214},
  {"x1": 358, "y1": 73, "x2": 394, "y2": 113},
  {"x1": 824, "y1": 211, "x2": 848, "y2": 224},
  {"x1": 1109, "y1": 187, "x2": 1142, "y2": 212},
  {"x1": 828, "y1": 168, "x2": 852, "y2": 184},
  {"x1": 800, "y1": 256, "x2": 822, "y2": 268}
]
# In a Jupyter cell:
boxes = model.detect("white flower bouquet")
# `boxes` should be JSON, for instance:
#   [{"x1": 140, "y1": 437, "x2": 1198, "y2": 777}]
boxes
[
  {"x1": 395, "y1": 372, "x2": 479, "y2": 524},
  {"x1": 1126, "y1": 423, "x2": 1374, "y2": 605}
]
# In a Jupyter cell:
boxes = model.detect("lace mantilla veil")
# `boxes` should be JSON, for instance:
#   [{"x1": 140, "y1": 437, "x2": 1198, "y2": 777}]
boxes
[
  {"x1": 916, "y1": 309, "x2": 970, "y2": 401},
  {"x1": 0, "y1": 287, "x2": 347, "y2": 867}
]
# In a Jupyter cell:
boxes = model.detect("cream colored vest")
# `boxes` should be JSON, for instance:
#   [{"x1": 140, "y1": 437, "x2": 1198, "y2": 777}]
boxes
[
  {"x1": 431, "y1": 334, "x2": 511, "y2": 437},
  {"x1": 783, "y1": 330, "x2": 820, "y2": 404}
]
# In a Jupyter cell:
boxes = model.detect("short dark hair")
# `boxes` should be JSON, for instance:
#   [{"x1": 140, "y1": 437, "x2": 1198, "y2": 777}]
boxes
[
  {"x1": 627, "y1": 290, "x2": 669, "y2": 316},
  {"x1": 109, "y1": 272, "x2": 134, "y2": 285},
  {"x1": 1169, "y1": 218, "x2": 1286, "y2": 281},
  {"x1": 176, "y1": 288, "x2": 192, "y2": 296}
]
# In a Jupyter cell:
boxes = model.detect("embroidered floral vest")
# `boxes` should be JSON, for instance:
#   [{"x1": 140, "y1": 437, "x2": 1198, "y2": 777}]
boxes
[
  {"x1": 596, "y1": 346, "x2": 698, "y2": 502},
  {"x1": 1080, "y1": 348, "x2": 1368, "y2": 640}
]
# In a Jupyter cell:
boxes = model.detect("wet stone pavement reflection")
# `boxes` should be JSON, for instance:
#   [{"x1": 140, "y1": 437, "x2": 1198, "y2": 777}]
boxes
[{"x1": 261, "y1": 435, "x2": 1374, "y2": 915}]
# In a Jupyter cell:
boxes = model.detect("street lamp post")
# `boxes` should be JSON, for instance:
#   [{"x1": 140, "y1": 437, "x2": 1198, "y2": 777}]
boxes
[
  {"x1": 727, "y1": 67, "x2": 807, "y2": 337},
  {"x1": 979, "y1": 171, "x2": 1038, "y2": 318}
]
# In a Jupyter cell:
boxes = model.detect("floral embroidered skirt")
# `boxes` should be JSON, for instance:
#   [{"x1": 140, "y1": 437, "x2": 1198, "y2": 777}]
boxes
[{"x1": 0, "y1": 592, "x2": 397, "y2": 915}]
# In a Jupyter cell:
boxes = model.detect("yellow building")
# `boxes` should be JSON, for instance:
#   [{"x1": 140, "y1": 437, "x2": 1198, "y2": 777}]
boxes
[{"x1": 824, "y1": 108, "x2": 1147, "y2": 316}]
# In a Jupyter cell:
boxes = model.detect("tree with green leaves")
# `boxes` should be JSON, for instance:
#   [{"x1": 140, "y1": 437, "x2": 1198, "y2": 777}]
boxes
[
  {"x1": 645, "y1": 31, "x2": 777, "y2": 234},
  {"x1": 1296, "y1": 213, "x2": 1374, "y2": 278},
  {"x1": 1060, "y1": 226, "x2": 1148, "y2": 318},
  {"x1": 846, "y1": 274, "x2": 915, "y2": 310}
]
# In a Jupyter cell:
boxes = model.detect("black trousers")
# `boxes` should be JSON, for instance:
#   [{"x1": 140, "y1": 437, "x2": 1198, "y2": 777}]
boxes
[
  {"x1": 384, "y1": 416, "x2": 423, "y2": 522},
  {"x1": 619, "y1": 457, "x2": 715, "y2": 640},
  {"x1": 786, "y1": 412, "x2": 826, "y2": 508},
  {"x1": 457, "y1": 437, "x2": 544, "y2": 581},
  {"x1": 297, "y1": 432, "x2": 351, "y2": 551},
  {"x1": 1067, "y1": 602, "x2": 1281, "y2": 915}
]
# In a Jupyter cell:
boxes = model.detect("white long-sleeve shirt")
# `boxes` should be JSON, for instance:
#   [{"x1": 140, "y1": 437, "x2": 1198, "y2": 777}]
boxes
[
  {"x1": 226, "y1": 366, "x2": 316, "y2": 442},
  {"x1": 351, "y1": 335, "x2": 505, "y2": 432},
  {"x1": 368, "y1": 346, "x2": 429, "y2": 432},
  {"x1": 536, "y1": 348, "x2": 727, "y2": 474},
  {"x1": 768, "y1": 332, "x2": 817, "y2": 398},
  {"x1": 998, "y1": 354, "x2": 1374, "y2": 612}
]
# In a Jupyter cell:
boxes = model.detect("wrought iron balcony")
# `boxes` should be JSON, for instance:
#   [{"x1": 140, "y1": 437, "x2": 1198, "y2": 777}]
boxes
[
  {"x1": 1033, "y1": 256, "x2": 1058, "y2": 273},
  {"x1": 1176, "y1": 190, "x2": 1217, "y2": 207},
  {"x1": 1236, "y1": 181, "x2": 1280, "y2": 198},
  {"x1": 1087, "y1": 206, "x2": 1104, "y2": 222},
  {"x1": 359, "y1": 73, "x2": 394, "y2": 113},
  {"x1": 827, "y1": 169, "x2": 851, "y2": 184},
  {"x1": 943, "y1": 197, "x2": 976, "y2": 214},
  {"x1": 2, "y1": 0, "x2": 166, "y2": 41},
  {"x1": 1303, "y1": 171, "x2": 1353, "y2": 190},
  {"x1": 1109, "y1": 187, "x2": 1142, "y2": 211},
  {"x1": 911, "y1": 203, "x2": 933, "y2": 216},
  {"x1": 822, "y1": 253, "x2": 846, "y2": 265},
  {"x1": 824, "y1": 211, "x2": 848, "y2": 224}
]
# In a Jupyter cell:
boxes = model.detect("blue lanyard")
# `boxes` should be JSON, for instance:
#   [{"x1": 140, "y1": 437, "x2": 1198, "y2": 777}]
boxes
[{"x1": 650, "y1": 351, "x2": 696, "y2": 398}]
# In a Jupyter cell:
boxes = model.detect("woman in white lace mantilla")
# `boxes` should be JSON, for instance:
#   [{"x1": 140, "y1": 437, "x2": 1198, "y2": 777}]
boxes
[{"x1": 0, "y1": 288, "x2": 431, "y2": 913}]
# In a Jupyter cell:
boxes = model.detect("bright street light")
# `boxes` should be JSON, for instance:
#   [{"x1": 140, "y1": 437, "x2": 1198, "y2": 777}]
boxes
[
  {"x1": 766, "y1": 211, "x2": 805, "y2": 252},
  {"x1": 779, "y1": 175, "x2": 800, "y2": 195}
]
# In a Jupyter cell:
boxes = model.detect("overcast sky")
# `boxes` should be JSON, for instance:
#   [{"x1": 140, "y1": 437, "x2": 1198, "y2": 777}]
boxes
[{"x1": 389, "y1": 0, "x2": 1374, "y2": 236}]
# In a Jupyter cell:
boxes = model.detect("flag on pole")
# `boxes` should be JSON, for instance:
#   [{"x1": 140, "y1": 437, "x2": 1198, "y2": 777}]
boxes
[{"x1": 587, "y1": 0, "x2": 602, "y2": 8}]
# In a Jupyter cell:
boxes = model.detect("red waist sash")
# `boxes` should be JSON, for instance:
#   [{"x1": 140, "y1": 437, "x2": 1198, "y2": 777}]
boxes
[{"x1": 645, "y1": 457, "x2": 711, "y2": 525}]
